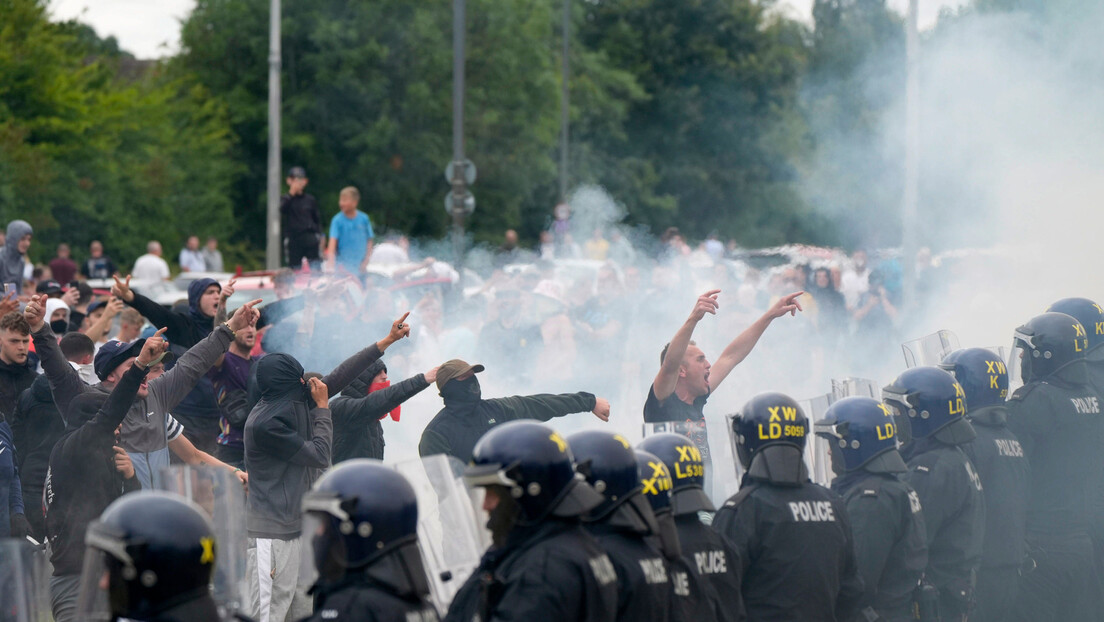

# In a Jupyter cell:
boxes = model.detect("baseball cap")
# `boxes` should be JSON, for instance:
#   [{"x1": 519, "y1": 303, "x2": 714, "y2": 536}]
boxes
[
  {"x1": 93, "y1": 339, "x2": 175, "y2": 381},
  {"x1": 435, "y1": 359, "x2": 485, "y2": 392},
  {"x1": 36, "y1": 280, "x2": 62, "y2": 296},
  {"x1": 287, "y1": 166, "x2": 307, "y2": 179},
  {"x1": 86, "y1": 299, "x2": 107, "y2": 314}
]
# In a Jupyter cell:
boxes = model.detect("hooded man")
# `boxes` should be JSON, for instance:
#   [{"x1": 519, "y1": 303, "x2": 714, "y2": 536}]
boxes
[
  {"x1": 0, "y1": 220, "x2": 31, "y2": 294},
  {"x1": 244, "y1": 312, "x2": 410, "y2": 622},
  {"x1": 418, "y1": 359, "x2": 612, "y2": 463},
  {"x1": 330, "y1": 360, "x2": 438, "y2": 462},
  {"x1": 113, "y1": 274, "x2": 225, "y2": 452},
  {"x1": 44, "y1": 298, "x2": 70, "y2": 336}
]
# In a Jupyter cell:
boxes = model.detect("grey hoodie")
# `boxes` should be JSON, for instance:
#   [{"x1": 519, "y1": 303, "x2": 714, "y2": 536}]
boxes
[{"x1": 0, "y1": 220, "x2": 31, "y2": 293}]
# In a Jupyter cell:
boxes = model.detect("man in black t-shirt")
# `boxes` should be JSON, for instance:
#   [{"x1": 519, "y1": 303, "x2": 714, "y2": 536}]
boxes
[{"x1": 280, "y1": 166, "x2": 323, "y2": 268}]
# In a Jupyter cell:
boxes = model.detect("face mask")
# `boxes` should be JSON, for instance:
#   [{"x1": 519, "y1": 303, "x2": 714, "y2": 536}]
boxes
[
  {"x1": 369, "y1": 381, "x2": 402, "y2": 421},
  {"x1": 51, "y1": 319, "x2": 69, "y2": 334},
  {"x1": 486, "y1": 489, "x2": 521, "y2": 547},
  {"x1": 70, "y1": 361, "x2": 99, "y2": 385},
  {"x1": 441, "y1": 376, "x2": 481, "y2": 403}
]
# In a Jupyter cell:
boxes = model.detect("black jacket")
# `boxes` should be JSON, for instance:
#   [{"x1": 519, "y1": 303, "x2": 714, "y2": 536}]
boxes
[
  {"x1": 584, "y1": 522, "x2": 671, "y2": 622},
  {"x1": 0, "y1": 356, "x2": 37, "y2": 420},
  {"x1": 299, "y1": 580, "x2": 439, "y2": 622},
  {"x1": 712, "y1": 446, "x2": 865, "y2": 622},
  {"x1": 664, "y1": 550, "x2": 721, "y2": 622},
  {"x1": 44, "y1": 363, "x2": 145, "y2": 575},
  {"x1": 419, "y1": 391, "x2": 597, "y2": 463},
  {"x1": 902, "y1": 438, "x2": 985, "y2": 598},
  {"x1": 444, "y1": 519, "x2": 618, "y2": 622},
  {"x1": 833, "y1": 456, "x2": 928, "y2": 618},
  {"x1": 961, "y1": 405, "x2": 1030, "y2": 568},
  {"x1": 331, "y1": 370, "x2": 429, "y2": 462},
  {"x1": 11, "y1": 375, "x2": 65, "y2": 496},
  {"x1": 281, "y1": 192, "x2": 321, "y2": 236},
  {"x1": 672, "y1": 514, "x2": 743, "y2": 622}
]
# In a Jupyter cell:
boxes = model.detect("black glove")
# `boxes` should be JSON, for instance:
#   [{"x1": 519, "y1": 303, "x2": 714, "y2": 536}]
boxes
[{"x1": 10, "y1": 512, "x2": 31, "y2": 539}]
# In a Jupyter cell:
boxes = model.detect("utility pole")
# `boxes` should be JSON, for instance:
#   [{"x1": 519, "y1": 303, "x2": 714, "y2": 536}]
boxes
[
  {"x1": 559, "y1": 0, "x2": 570, "y2": 201},
  {"x1": 446, "y1": 0, "x2": 476, "y2": 269},
  {"x1": 902, "y1": 0, "x2": 920, "y2": 306},
  {"x1": 265, "y1": 0, "x2": 282, "y2": 270}
]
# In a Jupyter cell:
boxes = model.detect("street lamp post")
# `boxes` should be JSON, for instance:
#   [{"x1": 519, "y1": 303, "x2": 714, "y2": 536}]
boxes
[
  {"x1": 265, "y1": 0, "x2": 282, "y2": 270},
  {"x1": 560, "y1": 0, "x2": 570, "y2": 201},
  {"x1": 902, "y1": 0, "x2": 920, "y2": 306}
]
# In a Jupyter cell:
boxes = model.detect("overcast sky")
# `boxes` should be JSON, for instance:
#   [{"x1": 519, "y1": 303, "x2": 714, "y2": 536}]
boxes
[{"x1": 49, "y1": 0, "x2": 968, "y2": 60}]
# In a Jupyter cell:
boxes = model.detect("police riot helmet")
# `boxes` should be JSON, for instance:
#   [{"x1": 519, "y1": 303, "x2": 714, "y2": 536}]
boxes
[
  {"x1": 81, "y1": 491, "x2": 216, "y2": 620},
  {"x1": 638, "y1": 432, "x2": 714, "y2": 515},
  {"x1": 301, "y1": 459, "x2": 429, "y2": 596},
  {"x1": 731, "y1": 392, "x2": 808, "y2": 469},
  {"x1": 815, "y1": 397, "x2": 903, "y2": 473},
  {"x1": 1047, "y1": 298, "x2": 1104, "y2": 351},
  {"x1": 883, "y1": 366, "x2": 972, "y2": 444},
  {"x1": 465, "y1": 420, "x2": 604, "y2": 525},
  {"x1": 568, "y1": 430, "x2": 657, "y2": 533},
  {"x1": 634, "y1": 450, "x2": 674, "y2": 514},
  {"x1": 940, "y1": 348, "x2": 1009, "y2": 410},
  {"x1": 1012, "y1": 312, "x2": 1089, "y2": 383}
]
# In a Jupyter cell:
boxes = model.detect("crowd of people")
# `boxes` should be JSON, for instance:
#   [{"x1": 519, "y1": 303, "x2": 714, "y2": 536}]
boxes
[{"x1": 0, "y1": 190, "x2": 1099, "y2": 622}]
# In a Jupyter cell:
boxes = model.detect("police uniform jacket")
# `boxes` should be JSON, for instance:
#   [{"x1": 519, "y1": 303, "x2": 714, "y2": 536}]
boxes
[
  {"x1": 444, "y1": 519, "x2": 618, "y2": 622},
  {"x1": 300, "y1": 581, "x2": 439, "y2": 622},
  {"x1": 902, "y1": 437, "x2": 985, "y2": 597},
  {"x1": 713, "y1": 446, "x2": 864, "y2": 622},
  {"x1": 833, "y1": 454, "x2": 927, "y2": 619},
  {"x1": 585, "y1": 521, "x2": 671, "y2": 622},
  {"x1": 672, "y1": 514, "x2": 743, "y2": 622}
]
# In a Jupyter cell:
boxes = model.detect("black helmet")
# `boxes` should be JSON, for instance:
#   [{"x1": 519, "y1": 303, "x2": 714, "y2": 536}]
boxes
[
  {"x1": 301, "y1": 459, "x2": 430, "y2": 597},
  {"x1": 815, "y1": 397, "x2": 904, "y2": 473},
  {"x1": 568, "y1": 430, "x2": 658, "y2": 534},
  {"x1": 1012, "y1": 312, "x2": 1088, "y2": 383},
  {"x1": 638, "y1": 433, "x2": 714, "y2": 515},
  {"x1": 940, "y1": 348, "x2": 1009, "y2": 410},
  {"x1": 634, "y1": 449, "x2": 683, "y2": 560},
  {"x1": 731, "y1": 392, "x2": 808, "y2": 469},
  {"x1": 883, "y1": 366, "x2": 972, "y2": 445},
  {"x1": 465, "y1": 421, "x2": 603, "y2": 525},
  {"x1": 1047, "y1": 298, "x2": 1104, "y2": 351},
  {"x1": 83, "y1": 491, "x2": 215, "y2": 619}
]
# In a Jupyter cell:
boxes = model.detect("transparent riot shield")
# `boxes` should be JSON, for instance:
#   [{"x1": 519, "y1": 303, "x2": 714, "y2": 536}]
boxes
[
  {"x1": 902, "y1": 330, "x2": 961, "y2": 368},
  {"x1": 0, "y1": 539, "x2": 50, "y2": 622},
  {"x1": 392, "y1": 454, "x2": 489, "y2": 614},
  {"x1": 831, "y1": 377, "x2": 880, "y2": 400},
  {"x1": 801, "y1": 394, "x2": 834, "y2": 487},
  {"x1": 642, "y1": 420, "x2": 717, "y2": 501},
  {"x1": 158, "y1": 465, "x2": 248, "y2": 617}
]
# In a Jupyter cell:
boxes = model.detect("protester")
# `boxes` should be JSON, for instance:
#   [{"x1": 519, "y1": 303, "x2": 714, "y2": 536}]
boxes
[
  {"x1": 419, "y1": 358, "x2": 611, "y2": 463},
  {"x1": 326, "y1": 186, "x2": 375, "y2": 275},
  {"x1": 64, "y1": 281, "x2": 93, "y2": 333},
  {"x1": 0, "y1": 220, "x2": 32, "y2": 294},
  {"x1": 330, "y1": 360, "x2": 437, "y2": 462},
  {"x1": 209, "y1": 322, "x2": 259, "y2": 469},
  {"x1": 131, "y1": 240, "x2": 171, "y2": 281},
  {"x1": 48, "y1": 244, "x2": 77, "y2": 285},
  {"x1": 281, "y1": 166, "x2": 322, "y2": 268},
  {"x1": 80, "y1": 240, "x2": 116, "y2": 280},
  {"x1": 179, "y1": 235, "x2": 207, "y2": 272},
  {"x1": 114, "y1": 307, "x2": 144, "y2": 342},
  {"x1": 0, "y1": 312, "x2": 36, "y2": 421},
  {"x1": 0, "y1": 416, "x2": 28, "y2": 540},
  {"x1": 203, "y1": 236, "x2": 224, "y2": 272}
]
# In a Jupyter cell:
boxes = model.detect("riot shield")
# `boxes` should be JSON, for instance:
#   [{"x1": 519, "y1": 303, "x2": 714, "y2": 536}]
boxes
[
  {"x1": 0, "y1": 539, "x2": 50, "y2": 622},
  {"x1": 158, "y1": 465, "x2": 248, "y2": 617},
  {"x1": 830, "y1": 377, "x2": 881, "y2": 400},
  {"x1": 392, "y1": 454, "x2": 489, "y2": 614},
  {"x1": 801, "y1": 394, "x2": 834, "y2": 487},
  {"x1": 642, "y1": 420, "x2": 717, "y2": 502},
  {"x1": 902, "y1": 330, "x2": 961, "y2": 368}
]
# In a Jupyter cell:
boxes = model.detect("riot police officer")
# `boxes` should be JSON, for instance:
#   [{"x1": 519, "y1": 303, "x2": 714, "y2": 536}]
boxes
[
  {"x1": 1006, "y1": 312, "x2": 1102, "y2": 622},
  {"x1": 299, "y1": 459, "x2": 439, "y2": 622},
  {"x1": 635, "y1": 449, "x2": 719, "y2": 622},
  {"x1": 940, "y1": 347, "x2": 1030, "y2": 622},
  {"x1": 638, "y1": 433, "x2": 743, "y2": 621},
  {"x1": 569, "y1": 431, "x2": 670, "y2": 621},
  {"x1": 77, "y1": 491, "x2": 222, "y2": 621},
  {"x1": 714, "y1": 392, "x2": 864, "y2": 621},
  {"x1": 815, "y1": 396, "x2": 928, "y2": 621},
  {"x1": 883, "y1": 366, "x2": 984, "y2": 622},
  {"x1": 444, "y1": 420, "x2": 618, "y2": 622}
]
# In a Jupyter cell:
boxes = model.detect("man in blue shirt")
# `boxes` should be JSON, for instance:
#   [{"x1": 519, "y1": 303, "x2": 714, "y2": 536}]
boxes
[{"x1": 326, "y1": 186, "x2": 374, "y2": 275}]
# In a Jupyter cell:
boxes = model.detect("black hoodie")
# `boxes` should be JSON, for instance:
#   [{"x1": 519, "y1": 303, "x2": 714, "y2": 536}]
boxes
[
  {"x1": 330, "y1": 361, "x2": 430, "y2": 462},
  {"x1": 0, "y1": 355, "x2": 37, "y2": 421},
  {"x1": 11, "y1": 375, "x2": 65, "y2": 497}
]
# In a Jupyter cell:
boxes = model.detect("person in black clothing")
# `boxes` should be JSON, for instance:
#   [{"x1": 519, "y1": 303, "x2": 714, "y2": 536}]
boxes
[
  {"x1": 568, "y1": 430, "x2": 671, "y2": 622},
  {"x1": 299, "y1": 460, "x2": 440, "y2": 622},
  {"x1": 80, "y1": 240, "x2": 116, "y2": 280},
  {"x1": 644, "y1": 289, "x2": 802, "y2": 496},
  {"x1": 815, "y1": 396, "x2": 928, "y2": 621},
  {"x1": 940, "y1": 347, "x2": 1030, "y2": 622},
  {"x1": 113, "y1": 274, "x2": 224, "y2": 453},
  {"x1": 638, "y1": 433, "x2": 743, "y2": 622},
  {"x1": 445, "y1": 420, "x2": 618, "y2": 622},
  {"x1": 330, "y1": 360, "x2": 437, "y2": 462},
  {"x1": 714, "y1": 392, "x2": 864, "y2": 622},
  {"x1": 1006, "y1": 312, "x2": 1102, "y2": 622},
  {"x1": 282, "y1": 166, "x2": 323, "y2": 268},
  {"x1": 418, "y1": 359, "x2": 611, "y2": 463},
  {"x1": 79, "y1": 491, "x2": 222, "y2": 622},
  {"x1": 0, "y1": 311, "x2": 37, "y2": 422},
  {"x1": 44, "y1": 329, "x2": 166, "y2": 622},
  {"x1": 883, "y1": 366, "x2": 985, "y2": 622}
]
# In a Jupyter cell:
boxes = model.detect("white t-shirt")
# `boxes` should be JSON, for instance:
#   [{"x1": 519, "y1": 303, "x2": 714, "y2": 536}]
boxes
[{"x1": 132, "y1": 254, "x2": 171, "y2": 281}]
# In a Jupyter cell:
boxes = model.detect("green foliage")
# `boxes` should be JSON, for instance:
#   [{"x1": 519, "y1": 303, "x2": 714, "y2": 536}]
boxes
[{"x1": 0, "y1": 0, "x2": 237, "y2": 269}]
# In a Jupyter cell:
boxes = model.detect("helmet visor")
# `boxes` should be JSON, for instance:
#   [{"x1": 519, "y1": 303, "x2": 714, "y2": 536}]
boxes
[
  {"x1": 75, "y1": 537, "x2": 119, "y2": 622},
  {"x1": 1009, "y1": 332, "x2": 1033, "y2": 392}
]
